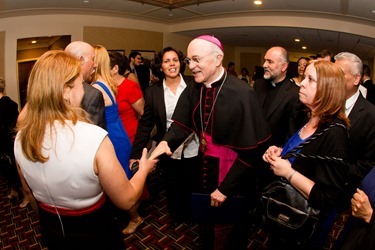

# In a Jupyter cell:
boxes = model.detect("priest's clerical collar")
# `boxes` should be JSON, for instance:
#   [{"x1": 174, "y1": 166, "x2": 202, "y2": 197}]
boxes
[
  {"x1": 270, "y1": 78, "x2": 286, "y2": 88},
  {"x1": 204, "y1": 67, "x2": 225, "y2": 88}
]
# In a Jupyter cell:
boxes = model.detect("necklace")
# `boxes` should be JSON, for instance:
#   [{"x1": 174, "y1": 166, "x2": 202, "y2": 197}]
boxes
[{"x1": 199, "y1": 72, "x2": 227, "y2": 151}]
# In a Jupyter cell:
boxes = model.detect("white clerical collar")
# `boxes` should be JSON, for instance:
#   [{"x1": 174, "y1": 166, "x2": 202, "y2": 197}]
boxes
[
  {"x1": 204, "y1": 68, "x2": 225, "y2": 88},
  {"x1": 345, "y1": 89, "x2": 360, "y2": 116}
]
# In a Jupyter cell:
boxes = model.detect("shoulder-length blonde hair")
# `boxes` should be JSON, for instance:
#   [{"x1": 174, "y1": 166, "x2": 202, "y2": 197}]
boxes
[
  {"x1": 17, "y1": 50, "x2": 89, "y2": 163},
  {"x1": 310, "y1": 60, "x2": 349, "y2": 127},
  {"x1": 93, "y1": 45, "x2": 118, "y2": 95}
]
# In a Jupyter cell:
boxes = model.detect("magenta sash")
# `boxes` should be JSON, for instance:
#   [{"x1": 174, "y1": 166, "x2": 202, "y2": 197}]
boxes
[{"x1": 201, "y1": 133, "x2": 238, "y2": 185}]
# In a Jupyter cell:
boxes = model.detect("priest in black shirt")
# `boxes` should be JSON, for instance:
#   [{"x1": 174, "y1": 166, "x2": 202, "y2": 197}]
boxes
[{"x1": 254, "y1": 46, "x2": 306, "y2": 147}]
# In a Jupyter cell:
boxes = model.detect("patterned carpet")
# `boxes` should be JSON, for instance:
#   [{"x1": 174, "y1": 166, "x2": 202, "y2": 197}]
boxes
[{"x1": 0, "y1": 169, "x2": 348, "y2": 250}]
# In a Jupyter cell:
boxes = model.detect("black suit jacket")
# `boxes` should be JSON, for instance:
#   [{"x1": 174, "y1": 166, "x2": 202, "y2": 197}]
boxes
[
  {"x1": 363, "y1": 79, "x2": 375, "y2": 105},
  {"x1": 81, "y1": 82, "x2": 106, "y2": 129},
  {"x1": 135, "y1": 65, "x2": 151, "y2": 95},
  {"x1": 293, "y1": 118, "x2": 350, "y2": 211},
  {"x1": 348, "y1": 94, "x2": 375, "y2": 180},
  {"x1": 131, "y1": 75, "x2": 195, "y2": 159},
  {"x1": 254, "y1": 77, "x2": 306, "y2": 147},
  {"x1": 0, "y1": 96, "x2": 19, "y2": 155}
]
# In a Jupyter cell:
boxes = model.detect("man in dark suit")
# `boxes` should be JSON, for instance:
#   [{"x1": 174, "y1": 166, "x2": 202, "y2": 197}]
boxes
[
  {"x1": 129, "y1": 51, "x2": 151, "y2": 95},
  {"x1": 335, "y1": 52, "x2": 375, "y2": 186},
  {"x1": 65, "y1": 41, "x2": 105, "y2": 129},
  {"x1": 362, "y1": 64, "x2": 375, "y2": 105},
  {"x1": 254, "y1": 46, "x2": 305, "y2": 147}
]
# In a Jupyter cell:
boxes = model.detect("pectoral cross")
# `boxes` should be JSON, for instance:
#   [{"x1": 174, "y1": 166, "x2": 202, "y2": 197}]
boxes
[{"x1": 200, "y1": 137, "x2": 206, "y2": 152}]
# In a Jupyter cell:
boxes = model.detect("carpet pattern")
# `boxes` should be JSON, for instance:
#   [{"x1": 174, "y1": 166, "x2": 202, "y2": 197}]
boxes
[{"x1": 0, "y1": 170, "x2": 348, "y2": 250}]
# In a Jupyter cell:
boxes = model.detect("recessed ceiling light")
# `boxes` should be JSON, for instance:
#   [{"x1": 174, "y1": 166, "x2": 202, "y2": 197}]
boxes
[
  {"x1": 295, "y1": 39, "x2": 300, "y2": 42},
  {"x1": 83, "y1": 0, "x2": 90, "y2": 3},
  {"x1": 31, "y1": 40, "x2": 37, "y2": 44},
  {"x1": 254, "y1": 1, "x2": 262, "y2": 5},
  {"x1": 371, "y1": 10, "x2": 375, "y2": 14},
  {"x1": 302, "y1": 46, "x2": 307, "y2": 50}
]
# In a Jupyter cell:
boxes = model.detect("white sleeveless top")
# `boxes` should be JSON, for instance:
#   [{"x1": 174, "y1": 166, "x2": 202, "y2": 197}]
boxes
[{"x1": 14, "y1": 120, "x2": 107, "y2": 209}]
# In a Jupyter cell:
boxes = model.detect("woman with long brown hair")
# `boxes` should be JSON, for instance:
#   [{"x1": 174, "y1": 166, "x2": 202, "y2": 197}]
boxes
[{"x1": 263, "y1": 60, "x2": 350, "y2": 249}]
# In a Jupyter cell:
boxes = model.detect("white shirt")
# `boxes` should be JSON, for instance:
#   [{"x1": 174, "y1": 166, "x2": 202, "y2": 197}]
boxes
[
  {"x1": 346, "y1": 89, "x2": 360, "y2": 116},
  {"x1": 163, "y1": 74, "x2": 199, "y2": 159},
  {"x1": 359, "y1": 84, "x2": 367, "y2": 98}
]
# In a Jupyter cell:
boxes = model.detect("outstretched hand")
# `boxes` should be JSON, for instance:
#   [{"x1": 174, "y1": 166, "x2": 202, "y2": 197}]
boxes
[
  {"x1": 139, "y1": 148, "x2": 158, "y2": 174},
  {"x1": 149, "y1": 141, "x2": 172, "y2": 160}
]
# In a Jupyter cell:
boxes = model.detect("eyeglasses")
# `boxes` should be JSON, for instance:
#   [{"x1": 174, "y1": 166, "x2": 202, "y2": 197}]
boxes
[{"x1": 184, "y1": 52, "x2": 215, "y2": 66}]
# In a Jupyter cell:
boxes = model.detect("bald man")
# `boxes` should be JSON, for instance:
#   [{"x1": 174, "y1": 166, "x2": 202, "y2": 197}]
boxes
[
  {"x1": 150, "y1": 35, "x2": 271, "y2": 249},
  {"x1": 254, "y1": 46, "x2": 306, "y2": 147},
  {"x1": 65, "y1": 41, "x2": 105, "y2": 129}
]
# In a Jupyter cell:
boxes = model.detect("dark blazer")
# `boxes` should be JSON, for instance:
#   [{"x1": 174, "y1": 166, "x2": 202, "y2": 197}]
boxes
[
  {"x1": 135, "y1": 65, "x2": 151, "y2": 95},
  {"x1": 363, "y1": 79, "x2": 375, "y2": 105},
  {"x1": 81, "y1": 82, "x2": 106, "y2": 129},
  {"x1": 0, "y1": 96, "x2": 19, "y2": 155},
  {"x1": 131, "y1": 75, "x2": 195, "y2": 159},
  {"x1": 254, "y1": 77, "x2": 306, "y2": 147},
  {"x1": 292, "y1": 118, "x2": 350, "y2": 212},
  {"x1": 348, "y1": 94, "x2": 375, "y2": 181}
]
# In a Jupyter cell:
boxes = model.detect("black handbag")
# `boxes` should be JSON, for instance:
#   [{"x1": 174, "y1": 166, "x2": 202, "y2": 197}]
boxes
[
  {"x1": 260, "y1": 180, "x2": 320, "y2": 245},
  {"x1": 260, "y1": 123, "x2": 348, "y2": 245}
]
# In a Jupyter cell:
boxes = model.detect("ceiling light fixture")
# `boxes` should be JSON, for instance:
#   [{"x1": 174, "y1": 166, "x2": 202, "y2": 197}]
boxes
[
  {"x1": 295, "y1": 38, "x2": 300, "y2": 42},
  {"x1": 128, "y1": 0, "x2": 220, "y2": 10},
  {"x1": 83, "y1": 0, "x2": 90, "y2": 3},
  {"x1": 371, "y1": 10, "x2": 375, "y2": 14},
  {"x1": 254, "y1": 1, "x2": 262, "y2": 5},
  {"x1": 31, "y1": 40, "x2": 37, "y2": 44},
  {"x1": 302, "y1": 46, "x2": 307, "y2": 50}
]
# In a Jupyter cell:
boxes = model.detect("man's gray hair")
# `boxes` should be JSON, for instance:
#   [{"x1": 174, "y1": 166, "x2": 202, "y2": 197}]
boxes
[{"x1": 334, "y1": 52, "x2": 363, "y2": 76}]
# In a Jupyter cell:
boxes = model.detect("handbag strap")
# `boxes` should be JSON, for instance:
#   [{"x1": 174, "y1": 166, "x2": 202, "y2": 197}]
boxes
[{"x1": 282, "y1": 122, "x2": 348, "y2": 166}]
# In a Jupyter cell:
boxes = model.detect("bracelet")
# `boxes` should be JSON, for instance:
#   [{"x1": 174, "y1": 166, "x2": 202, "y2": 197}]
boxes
[{"x1": 287, "y1": 170, "x2": 297, "y2": 182}]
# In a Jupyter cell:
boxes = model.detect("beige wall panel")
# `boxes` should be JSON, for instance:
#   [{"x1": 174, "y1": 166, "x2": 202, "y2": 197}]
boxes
[
  {"x1": 239, "y1": 52, "x2": 262, "y2": 77},
  {"x1": 84, "y1": 26, "x2": 163, "y2": 56},
  {"x1": 0, "y1": 31, "x2": 4, "y2": 79}
]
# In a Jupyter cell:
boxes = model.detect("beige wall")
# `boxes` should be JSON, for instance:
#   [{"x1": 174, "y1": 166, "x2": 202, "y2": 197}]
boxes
[
  {"x1": 2, "y1": 13, "x2": 375, "y2": 105},
  {"x1": 84, "y1": 26, "x2": 163, "y2": 57},
  {"x1": 0, "y1": 14, "x2": 168, "y2": 105},
  {"x1": 0, "y1": 31, "x2": 4, "y2": 79}
]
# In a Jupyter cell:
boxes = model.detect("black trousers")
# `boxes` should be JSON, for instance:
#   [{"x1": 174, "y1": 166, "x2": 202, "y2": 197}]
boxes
[
  {"x1": 38, "y1": 201, "x2": 124, "y2": 250},
  {"x1": 161, "y1": 155, "x2": 201, "y2": 223}
]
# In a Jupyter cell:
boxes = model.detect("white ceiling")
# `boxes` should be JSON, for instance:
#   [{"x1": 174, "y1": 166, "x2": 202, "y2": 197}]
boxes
[{"x1": 3, "y1": 0, "x2": 375, "y2": 60}]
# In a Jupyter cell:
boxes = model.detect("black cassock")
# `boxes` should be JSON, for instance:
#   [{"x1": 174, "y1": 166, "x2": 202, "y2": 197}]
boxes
[{"x1": 163, "y1": 73, "x2": 271, "y2": 197}]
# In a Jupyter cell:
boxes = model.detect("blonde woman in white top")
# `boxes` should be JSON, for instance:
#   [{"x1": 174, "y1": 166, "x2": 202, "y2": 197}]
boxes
[{"x1": 15, "y1": 50, "x2": 157, "y2": 250}]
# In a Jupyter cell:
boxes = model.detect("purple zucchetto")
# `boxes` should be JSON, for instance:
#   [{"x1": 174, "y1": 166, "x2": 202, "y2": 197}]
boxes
[{"x1": 195, "y1": 35, "x2": 224, "y2": 52}]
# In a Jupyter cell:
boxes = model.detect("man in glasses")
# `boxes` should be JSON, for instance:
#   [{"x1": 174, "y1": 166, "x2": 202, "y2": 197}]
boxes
[{"x1": 150, "y1": 35, "x2": 271, "y2": 249}]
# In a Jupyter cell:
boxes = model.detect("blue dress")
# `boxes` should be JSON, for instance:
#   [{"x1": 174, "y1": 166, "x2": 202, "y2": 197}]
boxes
[{"x1": 93, "y1": 81, "x2": 133, "y2": 179}]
